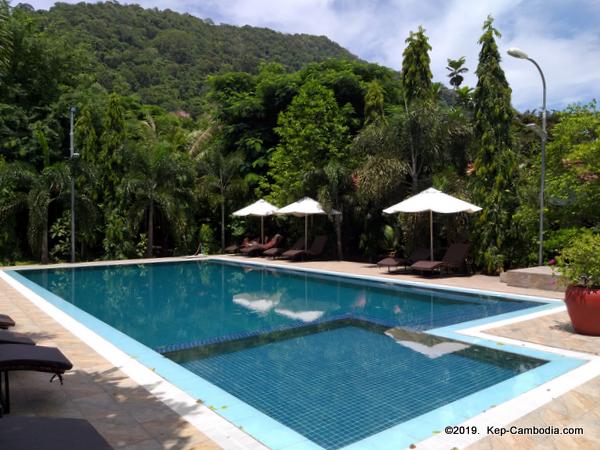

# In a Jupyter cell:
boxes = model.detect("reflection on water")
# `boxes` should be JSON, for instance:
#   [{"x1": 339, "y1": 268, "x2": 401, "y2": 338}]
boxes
[{"x1": 18, "y1": 260, "x2": 539, "y2": 350}]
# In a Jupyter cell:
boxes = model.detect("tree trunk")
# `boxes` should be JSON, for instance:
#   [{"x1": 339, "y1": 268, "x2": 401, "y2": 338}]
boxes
[
  {"x1": 221, "y1": 199, "x2": 225, "y2": 252},
  {"x1": 146, "y1": 201, "x2": 154, "y2": 257},
  {"x1": 41, "y1": 218, "x2": 48, "y2": 264},
  {"x1": 335, "y1": 213, "x2": 343, "y2": 260}
]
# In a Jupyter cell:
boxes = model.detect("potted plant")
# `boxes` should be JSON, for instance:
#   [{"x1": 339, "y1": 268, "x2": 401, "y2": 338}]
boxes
[{"x1": 556, "y1": 232, "x2": 600, "y2": 336}]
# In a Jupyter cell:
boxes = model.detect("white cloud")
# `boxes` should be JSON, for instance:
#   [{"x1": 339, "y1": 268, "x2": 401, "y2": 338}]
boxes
[{"x1": 26, "y1": 0, "x2": 600, "y2": 110}]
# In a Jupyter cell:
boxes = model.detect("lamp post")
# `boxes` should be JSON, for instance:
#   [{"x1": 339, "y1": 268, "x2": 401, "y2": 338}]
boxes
[
  {"x1": 69, "y1": 107, "x2": 79, "y2": 263},
  {"x1": 507, "y1": 47, "x2": 547, "y2": 266}
]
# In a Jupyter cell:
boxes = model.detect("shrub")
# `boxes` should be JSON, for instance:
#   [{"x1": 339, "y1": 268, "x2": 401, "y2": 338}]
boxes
[{"x1": 555, "y1": 231, "x2": 600, "y2": 288}]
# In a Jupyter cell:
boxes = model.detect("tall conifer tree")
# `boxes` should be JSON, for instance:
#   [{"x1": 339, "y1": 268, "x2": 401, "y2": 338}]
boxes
[
  {"x1": 401, "y1": 26, "x2": 432, "y2": 104},
  {"x1": 471, "y1": 16, "x2": 517, "y2": 274}
]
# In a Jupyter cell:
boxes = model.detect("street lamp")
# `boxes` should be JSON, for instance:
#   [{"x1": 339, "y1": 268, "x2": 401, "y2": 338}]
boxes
[
  {"x1": 69, "y1": 107, "x2": 79, "y2": 263},
  {"x1": 507, "y1": 47, "x2": 547, "y2": 266}
]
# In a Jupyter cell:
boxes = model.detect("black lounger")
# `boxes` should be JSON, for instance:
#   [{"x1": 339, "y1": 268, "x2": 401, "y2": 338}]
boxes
[
  {"x1": 0, "y1": 330, "x2": 35, "y2": 346},
  {"x1": 0, "y1": 314, "x2": 15, "y2": 329},
  {"x1": 0, "y1": 416, "x2": 113, "y2": 449},
  {"x1": 0, "y1": 344, "x2": 73, "y2": 413}
]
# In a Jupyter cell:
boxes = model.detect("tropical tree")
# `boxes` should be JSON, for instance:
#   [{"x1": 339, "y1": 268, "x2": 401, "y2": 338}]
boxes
[
  {"x1": 401, "y1": 26, "x2": 433, "y2": 104},
  {"x1": 0, "y1": 0, "x2": 11, "y2": 75},
  {"x1": 268, "y1": 80, "x2": 349, "y2": 204},
  {"x1": 0, "y1": 158, "x2": 70, "y2": 264},
  {"x1": 364, "y1": 80, "x2": 385, "y2": 125},
  {"x1": 470, "y1": 16, "x2": 518, "y2": 274},
  {"x1": 446, "y1": 57, "x2": 468, "y2": 90},
  {"x1": 197, "y1": 144, "x2": 247, "y2": 251},
  {"x1": 546, "y1": 102, "x2": 600, "y2": 227},
  {"x1": 123, "y1": 116, "x2": 194, "y2": 257}
]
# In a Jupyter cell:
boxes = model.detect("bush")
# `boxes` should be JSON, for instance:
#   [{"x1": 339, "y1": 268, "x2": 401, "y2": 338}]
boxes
[{"x1": 556, "y1": 231, "x2": 600, "y2": 288}]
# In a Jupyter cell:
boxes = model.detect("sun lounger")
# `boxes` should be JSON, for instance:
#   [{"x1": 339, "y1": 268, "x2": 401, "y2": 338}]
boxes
[
  {"x1": 377, "y1": 248, "x2": 430, "y2": 273},
  {"x1": 0, "y1": 314, "x2": 15, "y2": 329},
  {"x1": 224, "y1": 237, "x2": 259, "y2": 254},
  {"x1": 263, "y1": 237, "x2": 304, "y2": 259},
  {"x1": 240, "y1": 234, "x2": 283, "y2": 257},
  {"x1": 0, "y1": 330, "x2": 35, "y2": 346},
  {"x1": 0, "y1": 344, "x2": 73, "y2": 413},
  {"x1": 410, "y1": 243, "x2": 470, "y2": 275},
  {"x1": 282, "y1": 235, "x2": 328, "y2": 261},
  {"x1": 0, "y1": 416, "x2": 113, "y2": 449}
]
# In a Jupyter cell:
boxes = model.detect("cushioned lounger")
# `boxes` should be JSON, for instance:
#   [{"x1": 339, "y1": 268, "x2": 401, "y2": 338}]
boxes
[
  {"x1": 282, "y1": 235, "x2": 328, "y2": 261},
  {"x1": 0, "y1": 344, "x2": 73, "y2": 413},
  {"x1": 0, "y1": 330, "x2": 35, "y2": 346},
  {"x1": 0, "y1": 314, "x2": 15, "y2": 329},
  {"x1": 0, "y1": 416, "x2": 113, "y2": 450},
  {"x1": 263, "y1": 237, "x2": 304, "y2": 258},
  {"x1": 377, "y1": 248, "x2": 430, "y2": 273},
  {"x1": 410, "y1": 243, "x2": 470, "y2": 274},
  {"x1": 240, "y1": 234, "x2": 283, "y2": 257}
]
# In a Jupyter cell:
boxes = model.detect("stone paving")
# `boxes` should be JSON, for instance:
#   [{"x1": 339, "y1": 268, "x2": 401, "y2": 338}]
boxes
[{"x1": 1, "y1": 256, "x2": 599, "y2": 450}]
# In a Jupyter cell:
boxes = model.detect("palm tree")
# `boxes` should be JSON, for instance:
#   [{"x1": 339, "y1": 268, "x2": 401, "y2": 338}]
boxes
[
  {"x1": 446, "y1": 57, "x2": 469, "y2": 90},
  {"x1": 0, "y1": 1, "x2": 11, "y2": 75},
  {"x1": 0, "y1": 162, "x2": 70, "y2": 263},
  {"x1": 123, "y1": 120, "x2": 194, "y2": 257},
  {"x1": 196, "y1": 145, "x2": 246, "y2": 251}
]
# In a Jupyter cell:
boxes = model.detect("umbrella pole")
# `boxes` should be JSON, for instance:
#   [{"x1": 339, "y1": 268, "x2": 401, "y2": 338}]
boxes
[
  {"x1": 305, "y1": 215, "x2": 308, "y2": 250},
  {"x1": 261, "y1": 216, "x2": 264, "y2": 244},
  {"x1": 429, "y1": 210, "x2": 434, "y2": 261}
]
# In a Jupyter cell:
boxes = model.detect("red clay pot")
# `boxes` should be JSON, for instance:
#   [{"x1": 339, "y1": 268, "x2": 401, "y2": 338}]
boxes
[{"x1": 564, "y1": 285, "x2": 600, "y2": 336}]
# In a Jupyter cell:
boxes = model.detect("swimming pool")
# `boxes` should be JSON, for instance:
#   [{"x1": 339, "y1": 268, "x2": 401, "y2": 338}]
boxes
[{"x1": 7, "y1": 260, "x2": 581, "y2": 449}]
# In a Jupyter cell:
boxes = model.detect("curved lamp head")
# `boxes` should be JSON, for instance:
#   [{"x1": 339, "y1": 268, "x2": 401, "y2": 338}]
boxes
[{"x1": 507, "y1": 47, "x2": 529, "y2": 59}]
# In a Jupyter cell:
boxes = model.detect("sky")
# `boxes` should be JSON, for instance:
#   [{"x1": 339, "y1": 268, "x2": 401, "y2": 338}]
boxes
[{"x1": 27, "y1": 0, "x2": 600, "y2": 111}]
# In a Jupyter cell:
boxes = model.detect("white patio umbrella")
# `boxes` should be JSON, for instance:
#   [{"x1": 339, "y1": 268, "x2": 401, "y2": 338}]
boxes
[
  {"x1": 276, "y1": 197, "x2": 340, "y2": 251},
  {"x1": 232, "y1": 199, "x2": 279, "y2": 243},
  {"x1": 383, "y1": 187, "x2": 481, "y2": 261}
]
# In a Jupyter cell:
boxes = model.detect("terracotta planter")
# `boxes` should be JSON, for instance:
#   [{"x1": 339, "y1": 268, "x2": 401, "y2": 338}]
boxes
[{"x1": 564, "y1": 285, "x2": 600, "y2": 336}]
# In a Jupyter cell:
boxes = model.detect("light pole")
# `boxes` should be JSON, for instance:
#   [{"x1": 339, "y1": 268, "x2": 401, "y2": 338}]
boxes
[
  {"x1": 69, "y1": 107, "x2": 79, "y2": 263},
  {"x1": 507, "y1": 47, "x2": 547, "y2": 266}
]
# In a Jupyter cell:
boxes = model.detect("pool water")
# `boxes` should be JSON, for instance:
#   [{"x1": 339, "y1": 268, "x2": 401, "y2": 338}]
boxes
[
  {"x1": 17, "y1": 260, "x2": 548, "y2": 449},
  {"x1": 174, "y1": 325, "x2": 543, "y2": 449},
  {"x1": 19, "y1": 260, "x2": 539, "y2": 351}
]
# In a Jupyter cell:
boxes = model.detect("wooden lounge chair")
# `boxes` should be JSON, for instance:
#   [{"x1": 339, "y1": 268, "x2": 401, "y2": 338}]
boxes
[
  {"x1": 377, "y1": 248, "x2": 430, "y2": 273},
  {"x1": 0, "y1": 314, "x2": 15, "y2": 330},
  {"x1": 0, "y1": 416, "x2": 113, "y2": 449},
  {"x1": 410, "y1": 243, "x2": 470, "y2": 275},
  {"x1": 0, "y1": 330, "x2": 35, "y2": 346},
  {"x1": 263, "y1": 237, "x2": 304, "y2": 259},
  {"x1": 282, "y1": 235, "x2": 328, "y2": 261},
  {"x1": 224, "y1": 237, "x2": 259, "y2": 254},
  {"x1": 240, "y1": 234, "x2": 283, "y2": 257},
  {"x1": 0, "y1": 344, "x2": 73, "y2": 413}
]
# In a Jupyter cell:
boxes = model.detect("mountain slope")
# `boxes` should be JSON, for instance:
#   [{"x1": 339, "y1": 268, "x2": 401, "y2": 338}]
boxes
[{"x1": 35, "y1": 2, "x2": 358, "y2": 114}]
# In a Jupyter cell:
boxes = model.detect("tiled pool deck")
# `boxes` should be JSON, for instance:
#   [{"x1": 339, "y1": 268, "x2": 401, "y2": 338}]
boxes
[{"x1": 1, "y1": 255, "x2": 599, "y2": 449}]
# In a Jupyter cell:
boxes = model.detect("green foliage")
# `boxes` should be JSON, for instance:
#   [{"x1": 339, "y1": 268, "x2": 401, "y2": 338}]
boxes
[
  {"x1": 49, "y1": 211, "x2": 70, "y2": 261},
  {"x1": 0, "y1": 1, "x2": 11, "y2": 74},
  {"x1": 401, "y1": 26, "x2": 433, "y2": 104},
  {"x1": 0, "y1": 1, "x2": 596, "y2": 269},
  {"x1": 364, "y1": 80, "x2": 385, "y2": 125},
  {"x1": 470, "y1": 16, "x2": 517, "y2": 274},
  {"x1": 35, "y1": 2, "x2": 356, "y2": 114},
  {"x1": 269, "y1": 80, "x2": 350, "y2": 204},
  {"x1": 546, "y1": 102, "x2": 600, "y2": 226},
  {"x1": 556, "y1": 232, "x2": 600, "y2": 287},
  {"x1": 446, "y1": 57, "x2": 468, "y2": 90},
  {"x1": 198, "y1": 223, "x2": 217, "y2": 255}
]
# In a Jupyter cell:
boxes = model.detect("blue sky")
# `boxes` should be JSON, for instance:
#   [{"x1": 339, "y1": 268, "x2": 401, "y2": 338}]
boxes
[{"x1": 28, "y1": 0, "x2": 600, "y2": 110}]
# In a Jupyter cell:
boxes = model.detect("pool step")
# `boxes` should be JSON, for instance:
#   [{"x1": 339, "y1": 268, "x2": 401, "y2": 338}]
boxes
[{"x1": 500, "y1": 266, "x2": 565, "y2": 292}]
